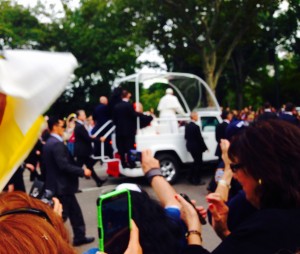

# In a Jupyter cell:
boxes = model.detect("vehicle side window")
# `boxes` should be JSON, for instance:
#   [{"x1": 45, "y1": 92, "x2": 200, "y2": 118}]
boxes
[{"x1": 201, "y1": 117, "x2": 219, "y2": 132}]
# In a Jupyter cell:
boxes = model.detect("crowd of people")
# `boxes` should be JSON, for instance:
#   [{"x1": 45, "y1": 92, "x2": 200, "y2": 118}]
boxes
[
  {"x1": 220, "y1": 102, "x2": 300, "y2": 125},
  {"x1": 1, "y1": 87, "x2": 300, "y2": 254}
]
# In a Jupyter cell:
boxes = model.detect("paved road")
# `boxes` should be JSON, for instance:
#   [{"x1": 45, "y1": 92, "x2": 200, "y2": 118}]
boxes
[{"x1": 24, "y1": 162, "x2": 221, "y2": 253}]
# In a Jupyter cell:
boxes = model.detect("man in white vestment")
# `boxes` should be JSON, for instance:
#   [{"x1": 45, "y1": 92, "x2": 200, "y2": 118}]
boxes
[{"x1": 157, "y1": 88, "x2": 185, "y2": 133}]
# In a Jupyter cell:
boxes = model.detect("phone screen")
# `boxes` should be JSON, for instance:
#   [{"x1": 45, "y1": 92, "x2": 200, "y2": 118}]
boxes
[{"x1": 98, "y1": 190, "x2": 131, "y2": 254}]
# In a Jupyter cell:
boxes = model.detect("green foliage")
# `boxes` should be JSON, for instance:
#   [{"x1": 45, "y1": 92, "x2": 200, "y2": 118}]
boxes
[
  {"x1": 1, "y1": 0, "x2": 300, "y2": 113},
  {"x1": 140, "y1": 83, "x2": 168, "y2": 114},
  {"x1": 43, "y1": 0, "x2": 145, "y2": 115},
  {"x1": 0, "y1": 1, "x2": 45, "y2": 49},
  {"x1": 117, "y1": 0, "x2": 300, "y2": 108}
]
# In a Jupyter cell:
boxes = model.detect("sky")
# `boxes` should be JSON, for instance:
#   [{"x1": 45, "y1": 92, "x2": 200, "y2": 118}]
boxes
[{"x1": 16, "y1": 0, "x2": 79, "y2": 10}]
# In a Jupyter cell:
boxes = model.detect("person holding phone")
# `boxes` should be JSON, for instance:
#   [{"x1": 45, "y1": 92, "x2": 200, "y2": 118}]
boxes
[
  {"x1": 97, "y1": 219, "x2": 141, "y2": 254},
  {"x1": 177, "y1": 120, "x2": 300, "y2": 254},
  {"x1": 94, "y1": 149, "x2": 194, "y2": 254},
  {"x1": 95, "y1": 181, "x2": 186, "y2": 254}
]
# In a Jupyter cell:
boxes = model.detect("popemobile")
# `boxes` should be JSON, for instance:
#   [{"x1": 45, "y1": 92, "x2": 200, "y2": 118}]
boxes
[{"x1": 93, "y1": 72, "x2": 222, "y2": 183}]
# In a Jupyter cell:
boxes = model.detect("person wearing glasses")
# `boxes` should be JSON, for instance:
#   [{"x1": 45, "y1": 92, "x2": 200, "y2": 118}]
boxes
[
  {"x1": 177, "y1": 119, "x2": 300, "y2": 254},
  {"x1": 210, "y1": 139, "x2": 257, "y2": 236},
  {"x1": 43, "y1": 116, "x2": 95, "y2": 246},
  {"x1": 74, "y1": 109, "x2": 106, "y2": 187}
]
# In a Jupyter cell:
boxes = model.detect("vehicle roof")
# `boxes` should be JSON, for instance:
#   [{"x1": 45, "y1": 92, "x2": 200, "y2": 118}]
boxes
[{"x1": 113, "y1": 72, "x2": 221, "y2": 112}]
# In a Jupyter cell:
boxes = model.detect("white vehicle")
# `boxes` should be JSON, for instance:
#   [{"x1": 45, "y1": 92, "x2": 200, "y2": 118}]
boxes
[{"x1": 94, "y1": 72, "x2": 222, "y2": 183}]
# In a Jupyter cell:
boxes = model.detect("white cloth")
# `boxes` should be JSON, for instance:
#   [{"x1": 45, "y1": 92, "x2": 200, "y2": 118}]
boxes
[
  {"x1": 157, "y1": 94, "x2": 184, "y2": 133},
  {"x1": 0, "y1": 50, "x2": 77, "y2": 134}
]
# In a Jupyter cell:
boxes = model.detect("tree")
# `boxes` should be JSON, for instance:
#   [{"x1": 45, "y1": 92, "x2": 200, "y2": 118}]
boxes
[
  {"x1": 118, "y1": 0, "x2": 297, "y2": 106},
  {"x1": 0, "y1": 0, "x2": 46, "y2": 49},
  {"x1": 43, "y1": 0, "x2": 147, "y2": 115}
]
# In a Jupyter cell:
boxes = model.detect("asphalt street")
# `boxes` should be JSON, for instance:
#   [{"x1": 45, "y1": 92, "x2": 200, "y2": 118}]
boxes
[{"x1": 24, "y1": 161, "x2": 221, "y2": 253}]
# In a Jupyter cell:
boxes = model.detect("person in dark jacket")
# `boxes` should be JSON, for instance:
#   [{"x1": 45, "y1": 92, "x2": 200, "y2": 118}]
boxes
[
  {"x1": 256, "y1": 102, "x2": 278, "y2": 122},
  {"x1": 279, "y1": 102, "x2": 299, "y2": 126},
  {"x1": 177, "y1": 119, "x2": 300, "y2": 254},
  {"x1": 74, "y1": 109, "x2": 106, "y2": 187},
  {"x1": 43, "y1": 116, "x2": 94, "y2": 246},
  {"x1": 184, "y1": 112, "x2": 207, "y2": 185},
  {"x1": 112, "y1": 90, "x2": 138, "y2": 168},
  {"x1": 215, "y1": 110, "x2": 232, "y2": 162},
  {"x1": 91, "y1": 96, "x2": 113, "y2": 157}
]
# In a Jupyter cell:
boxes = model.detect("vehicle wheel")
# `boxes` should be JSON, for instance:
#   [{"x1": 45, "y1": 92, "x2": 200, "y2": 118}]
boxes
[{"x1": 155, "y1": 154, "x2": 179, "y2": 184}]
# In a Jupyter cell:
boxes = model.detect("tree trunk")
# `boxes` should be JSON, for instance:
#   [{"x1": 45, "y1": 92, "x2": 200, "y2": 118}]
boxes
[
  {"x1": 204, "y1": 70, "x2": 218, "y2": 108},
  {"x1": 202, "y1": 50, "x2": 219, "y2": 108}
]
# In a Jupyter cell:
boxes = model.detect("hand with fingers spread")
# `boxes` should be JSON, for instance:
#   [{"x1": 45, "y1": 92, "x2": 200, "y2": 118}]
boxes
[{"x1": 206, "y1": 193, "x2": 231, "y2": 240}]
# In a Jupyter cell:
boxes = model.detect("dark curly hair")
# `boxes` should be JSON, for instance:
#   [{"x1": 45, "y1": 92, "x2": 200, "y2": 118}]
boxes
[
  {"x1": 130, "y1": 190, "x2": 185, "y2": 254},
  {"x1": 228, "y1": 119, "x2": 300, "y2": 209}
]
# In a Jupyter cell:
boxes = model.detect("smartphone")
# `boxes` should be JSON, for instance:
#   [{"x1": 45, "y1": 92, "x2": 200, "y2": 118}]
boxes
[
  {"x1": 129, "y1": 149, "x2": 142, "y2": 162},
  {"x1": 180, "y1": 193, "x2": 206, "y2": 225},
  {"x1": 97, "y1": 189, "x2": 132, "y2": 254}
]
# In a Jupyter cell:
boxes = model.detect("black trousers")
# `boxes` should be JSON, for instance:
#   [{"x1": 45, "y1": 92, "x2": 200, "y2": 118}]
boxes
[
  {"x1": 116, "y1": 135, "x2": 135, "y2": 167},
  {"x1": 189, "y1": 150, "x2": 204, "y2": 184},
  {"x1": 76, "y1": 156, "x2": 101, "y2": 184},
  {"x1": 58, "y1": 194, "x2": 86, "y2": 241}
]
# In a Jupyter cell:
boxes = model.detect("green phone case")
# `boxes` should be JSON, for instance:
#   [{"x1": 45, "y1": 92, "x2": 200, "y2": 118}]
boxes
[{"x1": 97, "y1": 189, "x2": 132, "y2": 252}]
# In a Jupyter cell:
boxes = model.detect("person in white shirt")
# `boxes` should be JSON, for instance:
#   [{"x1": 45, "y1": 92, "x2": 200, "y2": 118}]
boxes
[{"x1": 157, "y1": 88, "x2": 185, "y2": 133}]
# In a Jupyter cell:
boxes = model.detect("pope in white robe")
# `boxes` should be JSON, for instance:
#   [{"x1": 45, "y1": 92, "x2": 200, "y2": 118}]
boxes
[{"x1": 157, "y1": 88, "x2": 185, "y2": 133}]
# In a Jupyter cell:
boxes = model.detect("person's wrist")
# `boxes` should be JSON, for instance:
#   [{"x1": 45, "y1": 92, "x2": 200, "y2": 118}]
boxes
[
  {"x1": 218, "y1": 179, "x2": 231, "y2": 189},
  {"x1": 145, "y1": 168, "x2": 162, "y2": 184},
  {"x1": 186, "y1": 230, "x2": 203, "y2": 245}
]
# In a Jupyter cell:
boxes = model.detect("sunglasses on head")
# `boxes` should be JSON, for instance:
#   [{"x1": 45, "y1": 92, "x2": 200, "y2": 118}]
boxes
[
  {"x1": 230, "y1": 163, "x2": 244, "y2": 173},
  {"x1": 0, "y1": 207, "x2": 53, "y2": 225}
]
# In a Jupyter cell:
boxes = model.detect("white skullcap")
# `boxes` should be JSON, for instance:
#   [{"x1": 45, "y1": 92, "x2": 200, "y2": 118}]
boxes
[{"x1": 166, "y1": 88, "x2": 173, "y2": 94}]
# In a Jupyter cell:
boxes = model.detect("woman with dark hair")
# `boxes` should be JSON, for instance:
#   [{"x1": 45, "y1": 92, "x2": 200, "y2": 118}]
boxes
[
  {"x1": 95, "y1": 183, "x2": 185, "y2": 254},
  {"x1": 176, "y1": 119, "x2": 300, "y2": 254},
  {"x1": 129, "y1": 189, "x2": 184, "y2": 254},
  {"x1": 95, "y1": 149, "x2": 187, "y2": 254}
]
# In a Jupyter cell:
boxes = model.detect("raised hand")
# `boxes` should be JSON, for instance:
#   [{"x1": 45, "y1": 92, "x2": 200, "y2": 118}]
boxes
[{"x1": 206, "y1": 193, "x2": 231, "y2": 239}]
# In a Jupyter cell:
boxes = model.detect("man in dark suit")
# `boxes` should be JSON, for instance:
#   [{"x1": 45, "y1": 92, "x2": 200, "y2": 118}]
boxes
[
  {"x1": 74, "y1": 109, "x2": 106, "y2": 187},
  {"x1": 43, "y1": 116, "x2": 94, "y2": 246},
  {"x1": 257, "y1": 102, "x2": 278, "y2": 122},
  {"x1": 112, "y1": 90, "x2": 138, "y2": 168},
  {"x1": 279, "y1": 102, "x2": 299, "y2": 126},
  {"x1": 185, "y1": 112, "x2": 208, "y2": 185},
  {"x1": 91, "y1": 96, "x2": 113, "y2": 158},
  {"x1": 215, "y1": 110, "x2": 233, "y2": 161}
]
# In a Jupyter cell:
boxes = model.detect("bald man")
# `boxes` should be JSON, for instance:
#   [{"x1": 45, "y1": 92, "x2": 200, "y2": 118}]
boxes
[
  {"x1": 184, "y1": 112, "x2": 207, "y2": 185},
  {"x1": 92, "y1": 96, "x2": 113, "y2": 158}
]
